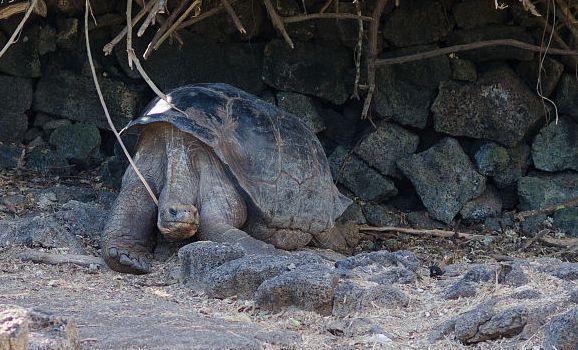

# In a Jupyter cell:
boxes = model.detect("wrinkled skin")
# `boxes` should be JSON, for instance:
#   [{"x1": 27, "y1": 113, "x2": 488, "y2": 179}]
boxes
[{"x1": 103, "y1": 123, "x2": 334, "y2": 274}]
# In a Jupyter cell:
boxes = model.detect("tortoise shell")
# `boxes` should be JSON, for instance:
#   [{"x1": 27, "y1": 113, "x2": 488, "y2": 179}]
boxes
[{"x1": 125, "y1": 83, "x2": 351, "y2": 233}]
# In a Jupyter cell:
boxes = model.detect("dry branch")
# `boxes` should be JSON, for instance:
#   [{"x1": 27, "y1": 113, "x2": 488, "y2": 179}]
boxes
[
  {"x1": 179, "y1": 3, "x2": 227, "y2": 29},
  {"x1": 0, "y1": 0, "x2": 39, "y2": 59},
  {"x1": 18, "y1": 250, "x2": 107, "y2": 268},
  {"x1": 221, "y1": 0, "x2": 246, "y2": 34},
  {"x1": 359, "y1": 225, "x2": 486, "y2": 241},
  {"x1": 263, "y1": 0, "x2": 294, "y2": 49},
  {"x1": 144, "y1": 0, "x2": 192, "y2": 59},
  {"x1": 153, "y1": 0, "x2": 200, "y2": 51},
  {"x1": 361, "y1": 0, "x2": 390, "y2": 119},
  {"x1": 283, "y1": 13, "x2": 373, "y2": 23},
  {"x1": 515, "y1": 197, "x2": 578, "y2": 221},
  {"x1": 103, "y1": 0, "x2": 155, "y2": 55},
  {"x1": 86, "y1": 0, "x2": 159, "y2": 205},
  {"x1": 375, "y1": 39, "x2": 578, "y2": 66},
  {"x1": 0, "y1": 0, "x2": 45, "y2": 20}
]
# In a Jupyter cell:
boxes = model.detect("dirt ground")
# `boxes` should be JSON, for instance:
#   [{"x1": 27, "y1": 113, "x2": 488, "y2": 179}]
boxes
[{"x1": 0, "y1": 169, "x2": 576, "y2": 350}]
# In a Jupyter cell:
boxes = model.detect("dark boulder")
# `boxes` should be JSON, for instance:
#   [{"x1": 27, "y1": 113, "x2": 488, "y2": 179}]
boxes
[
  {"x1": 397, "y1": 138, "x2": 486, "y2": 224},
  {"x1": 49, "y1": 123, "x2": 101, "y2": 164},
  {"x1": 0, "y1": 26, "x2": 41, "y2": 78},
  {"x1": 556, "y1": 74, "x2": 578, "y2": 121},
  {"x1": 276, "y1": 92, "x2": 325, "y2": 133},
  {"x1": 0, "y1": 75, "x2": 33, "y2": 143},
  {"x1": 0, "y1": 144, "x2": 24, "y2": 170},
  {"x1": 452, "y1": 0, "x2": 508, "y2": 29},
  {"x1": 474, "y1": 142, "x2": 531, "y2": 188},
  {"x1": 532, "y1": 117, "x2": 578, "y2": 172},
  {"x1": 460, "y1": 185, "x2": 502, "y2": 222},
  {"x1": 516, "y1": 57, "x2": 564, "y2": 98},
  {"x1": 432, "y1": 66, "x2": 544, "y2": 147},
  {"x1": 543, "y1": 308, "x2": 578, "y2": 350}
]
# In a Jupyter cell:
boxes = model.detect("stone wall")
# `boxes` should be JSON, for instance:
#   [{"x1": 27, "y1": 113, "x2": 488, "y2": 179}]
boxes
[{"x1": 0, "y1": 0, "x2": 576, "y2": 238}]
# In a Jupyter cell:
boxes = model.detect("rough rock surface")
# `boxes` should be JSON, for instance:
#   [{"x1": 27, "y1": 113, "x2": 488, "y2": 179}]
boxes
[
  {"x1": 460, "y1": 185, "x2": 502, "y2": 222},
  {"x1": 543, "y1": 308, "x2": 578, "y2": 350},
  {"x1": 382, "y1": 0, "x2": 453, "y2": 46},
  {"x1": 178, "y1": 242, "x2": 245, "y2": 284},
  {"x1": 556, "y1": 73, "x2": 578, "y2": 121},
  {"x1": 516, "y1": 58, "x2": 564, "y2": 98},
  {"x1": 276, "y1": 92, "x2": 325, "y2": 133},
  {"x1": 532, "y1": 117, "x2": 578, "y2": 172},
  {"x1": 33, "y1": 70, "x2": 146, "y2": 130},
  {"x1": 0, "y1": 28, "x2": 42, "y2": 78},
  {"x1": 518, "y1": 172, "x2": 578, "y2": 236},
  {"x1": 48, "y1": 123, "x2": 101, "y2": 164},
  {"x1": 0, "y1": 144, "x2": 24, "y2": 170},
  {"x1": 329, "y1": 147, "x2": 397, "y2": 201},
  {"x1": 262, "y1": 40, "x2": 352, "y2": 104},
  {"x1": 397, "y1": 138, "x2": 486, "y2": 223},
  {"x1": 452, "y1": 0, "x2": 508, "y2": 29},
  {"x1": 374, "y1": 45, "x2": 451, "y2": 128},
  {"x1": 353, "y1": 122, "x2": 419, "y2": 177},
  {"x1": 0, "y1": 75, "x2": 33, "y2": 143},
  {"x1": 0, "y1": 305, "x2": 79, "y2": 350},
  {"x1": 474, "y1": 142, "x2": 531, "y2": 188},
  {"x1": 432, "y1": 67, "x2": 544, "y2": 147}
]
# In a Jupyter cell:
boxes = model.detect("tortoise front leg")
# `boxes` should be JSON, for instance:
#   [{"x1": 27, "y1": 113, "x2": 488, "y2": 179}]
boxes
[{"x1": 102, "y1": 181, "x2": 158, "y2": 274}]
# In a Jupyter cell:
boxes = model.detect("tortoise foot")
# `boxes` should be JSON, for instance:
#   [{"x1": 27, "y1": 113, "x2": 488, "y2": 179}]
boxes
[{"x1": 103, "y1": 245, "x2": 152, "y2": 275}]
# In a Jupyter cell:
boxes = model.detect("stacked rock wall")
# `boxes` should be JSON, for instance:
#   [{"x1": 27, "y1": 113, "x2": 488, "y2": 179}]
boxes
[{"x1": 0, "y1": 0, "x2": 576, "y2": 237}]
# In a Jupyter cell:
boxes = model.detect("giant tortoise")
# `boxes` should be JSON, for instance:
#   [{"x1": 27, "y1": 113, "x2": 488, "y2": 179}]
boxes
[{"x1": 103, "y1": 83, "x2": 352, "y2": 274}]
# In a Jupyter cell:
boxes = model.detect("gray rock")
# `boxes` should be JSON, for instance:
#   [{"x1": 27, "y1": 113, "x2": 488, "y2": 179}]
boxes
[
  {"x1": 25, "y1": 146, "x2": 70, "y2": 175},
  {"x1": 0, "y1": 144, "x2": 24, "y2": 169},
  {"x1": 569, "y1": 289, "x2": 578, "y2": 304},
  {"x1": 371, "y1": 266, "x2": 417, "y2": 285},
  {"x1": 337, "y1": 202, "x2": 367, "y2": 225},
  {"x1": 397, "y1": 138, "x2": 486, "y2": 223},
  {"x1": 0, "y1": 200, "x2": 108, "y2": 253},
  {"x1": 34, "y1": 70, "x2": 146, "y2": 130},
  {"x1": 432, "y1": 67, "x2": 544, "y2": 147},
  {"x1": 0, "y1": 305, "x2": 80, "y2": 350},
  {"x1": 406, "y1": 211, "x2": 445, "y2": 229},
  {"x1": 460, "y1": 185, "x2": 502, "y2": 222},
  {"x1": 327, "y1": 317, "x2": 388, "y2": 337},
  {"x1": 0, "y1": 75, "x2": 33, "y2": 143},
  {"x1": 463, "y1": 264, "x2": 495, "y2": 283},
  {"x1": 263, "y1": 40, "x2": 352, "y2": 104},
  {"x1": 450, "y1": 57, "x2": 477, "y2": 82},
  {"x1": 454, "y1": 300, "x2": 496, "y2": 342},
  {"x1": 444, "y1": 280, "x2": 477, "y2": 300},
  {"x1": 382, "y1": 0, "x2": 453, "y2": 46},
  {"x1": 518, "y1": 172, "x2": 578, "y2": 237},
  {"x1": 362, "y1": 203, "x2": 400, "y2": 227},
  {"x1": 520, "y1": 302, "x2": 567, "y2": 341},
  {"x1": 203, "y1": 255, "x2": 302, "y2": 299},
  {"x1": 474, "y1": 142, "x2": 531, "y2": 188},
  {"x1": 551, "y1": 263, "x2": 578, "y2": 281},
  {"x1": 335, "y1": 250, "x2": 418, "y2": 271},
  {"x1": 321, "y1": 106, "x2": 361, "y2": 146},
  {"x1": 354, "y1": 122, "x2": 419, "y2": 178},
  {"x1": 178, "y1": 242, "x2": 246, "y2": 283},
  {"x1": 329, "y1": 147, "x2": 397, "y2": 201},
  {"x1": 0, "y1": 27, "x2": 41, "y2": 78},
  {"x1": 511, "y1": 288, "x2": 541, "y2": 300},
  {"x1": 516, "y1": 57, "x2": 564, "y2": 98},
  {"x1": 42, "y1": 119, "x2": 71, "y2": 131},
  {"x1": 49, "y1": 123, "x2": 101, "y2": 163},
  {"x1": 276, "y1": 92, "x2": 325, "y2": 133},
  {"x1": 254, "y1": 330, "x2": 302, "y2": 349},
  {"x1": 469, "y1": 306, "x2": 528, "y2": 343},
  {"x1": 428, "y1": 319, "x2": 456, "y2": 342},
  {"x1": 98, "y1": 156, "x2": 126, "y2": 189},
  {"x1": 556, "y1": 73, "x2": 578, "y2": 121},
  {"x1": 37, "y1": 25, "x2": 57, "y2": 55},
  {"x1": 498, "y1": 263, "x2": 528, "y2": 287},
  {"x1": 452, "y1": 0, "x2": 508, "y2": 29},
  {"x1": 116, "y1": 32, "x2": 265, "y2": 95},
  {"x1": 446, "y1": 26, "x2": 535, "y2": 62},
  {"x1": 255, "y1": 264, "x2": 337, "y2": 315},
  {"x1": 532, "y1": 117, "x2": 578, "y2": 172},
  {"x1": 543, "y1": 308, "x2": 578, "y2": 350},
  {"x1": 332, "y1": 282, "x2": 408, "y2": 316},
  {"x1": 374, "y1": 45, "x2": 451, "y2": 128}
]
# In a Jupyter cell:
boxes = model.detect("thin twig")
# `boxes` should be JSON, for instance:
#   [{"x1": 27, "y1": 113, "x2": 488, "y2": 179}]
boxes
[
  {"x1": 85, "y1": 0, "x2": 159, "y2": 206},
  {"x1": 179, "y1": 3, "x2": 228, "y2": 29},
  {"x1": 515, "y1": 197, "x2": 578, "y2": 221},
  {"x1": 283, "y1": 13, "x2": 373, "y2": 23},
  {"x1": 102, "y1": 0, "x2": 155, "y2": 55},
  {"x1": 0, "y1": 0, "x2": 45, "y2": 20},
  {"x1": 352, "y1": 0, "x2": 363, "y2": 99},
  {"x1": 359, "y1": 225, "x2": 486, "y2": 241},
  {"x1": 153, "y1": 0, "x2": 200, "y2": 51},
  {"x1": 361, "y1": 0, "x2": 389, "y2": 119},
  {"x1": 0, "y1": 0, "x2": 39, "y2": 59},
  {"x1": 319, "y1": 0, "x2": 335, "y2": 13},
  {"x1": 263, "y1": 0, "x2": 294, "y2": 48},
  {"x1": 137, "y1": 0, "x2": 160, "y2": 37},
  {"x1": 374, "y1": 39, "x2": 578, "y2": 66},
  {"x1": 126, "y1": 0, "x2": 134, "y2": 69},
  {"x1": 221, "y1": 0, "x2": 246, "y2": 34},
  {"x1": 144, "y1": 0, "x2": 192, "y2": 59}
]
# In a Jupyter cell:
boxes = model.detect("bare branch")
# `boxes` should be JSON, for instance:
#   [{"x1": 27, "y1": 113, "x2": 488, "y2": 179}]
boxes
[
  {"x1": 0, "y1": 0, "x2": 39, "y2": 59},
  {"x1": 221, "y1": 0, "x2": 246, "y2": 34},
  {"x1": 263, "y1": 0, "x2": 294, "y2": 49}
]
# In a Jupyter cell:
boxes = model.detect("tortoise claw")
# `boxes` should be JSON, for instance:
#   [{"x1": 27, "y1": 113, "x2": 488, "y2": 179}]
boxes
[{"x1": 103, "y1": 246, "x2": 152, "y2": 275}]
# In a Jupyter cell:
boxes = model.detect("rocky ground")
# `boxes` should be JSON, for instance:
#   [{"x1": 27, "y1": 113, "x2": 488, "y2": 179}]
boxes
[{"x1": 1, "y1": 169, "x2": 576, "y2": 350}]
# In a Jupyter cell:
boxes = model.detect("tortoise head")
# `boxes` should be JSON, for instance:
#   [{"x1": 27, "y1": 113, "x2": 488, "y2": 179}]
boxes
[{"x1": 156, "y1": 127, "x2": 200, "y2": 241}]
